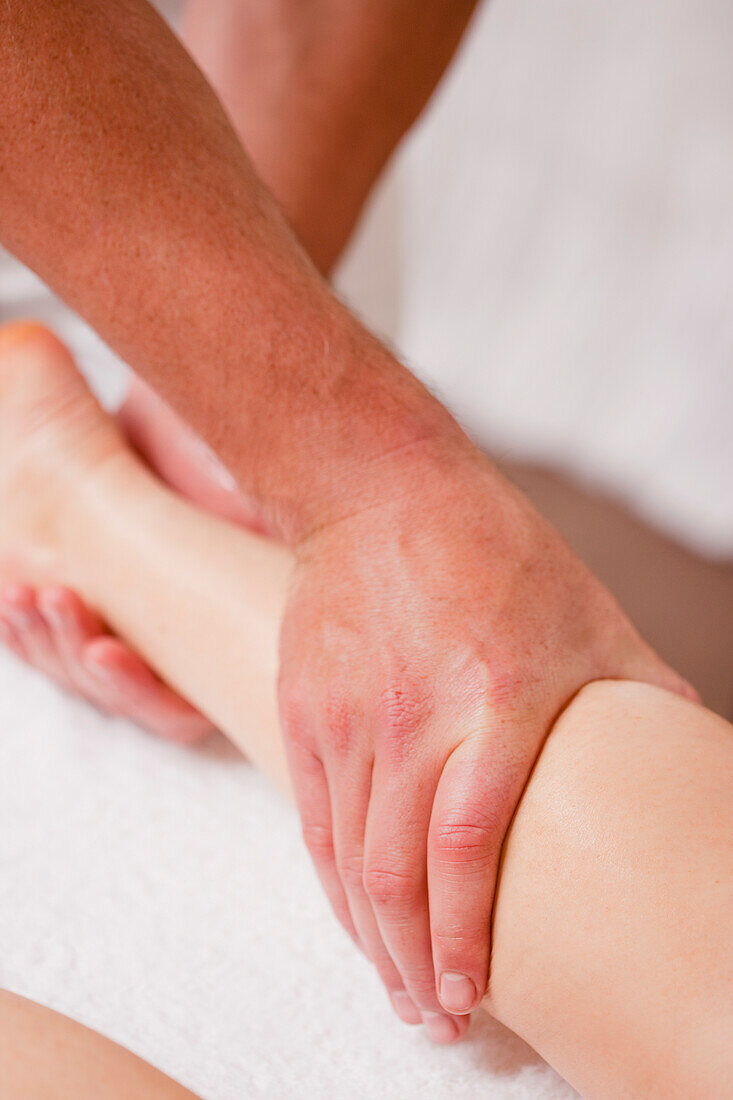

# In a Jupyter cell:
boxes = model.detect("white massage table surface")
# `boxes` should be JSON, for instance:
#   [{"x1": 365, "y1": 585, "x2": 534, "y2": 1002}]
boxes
[{"x1": 0, "y1": 652, "x2": 579, "y2": 1099}]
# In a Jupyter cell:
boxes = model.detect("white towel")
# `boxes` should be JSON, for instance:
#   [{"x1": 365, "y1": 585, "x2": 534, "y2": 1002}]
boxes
[{"x1": 0, "y1": 651, "x2": 578, "y2": 1099}]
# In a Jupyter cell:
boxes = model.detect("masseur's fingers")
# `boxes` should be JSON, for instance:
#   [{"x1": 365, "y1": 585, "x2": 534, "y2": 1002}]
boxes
[
  {"x1": 285, "y1": 731, "x2": 422, "y2": 1028},
  {"x1": 314, "y1": 748, "x2": 411, "y2": 1004},
  {"x1": 329, "y1": 758, "x2": 455, "y2": 1033},
  {"x1": 428, "y1": 735, "x2": 517, "y2": 1016},
  {"x1": 82, "y1": 636, "x2": 214, "y2": 743},
  {"x1": 328, "y1": 761, "x2": 407, "y2": 989},
  {"x1": 364, "y1": 754, "x2": 469, "y2": 1043},
  {"x1": 285, "y1": 737, "x2": 364, "y2": 950}
]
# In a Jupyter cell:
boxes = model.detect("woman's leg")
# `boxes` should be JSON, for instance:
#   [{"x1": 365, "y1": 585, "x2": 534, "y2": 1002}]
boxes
[
  {"x1": 1, "y1": 326, "x2": 730, "y2": 1098},
  {"x1": 0, "y1": 990, "x2": 201, "y2": 1100},
  {"x1": 0, "y1": 325, "x2": 290, "y2": 784},
  {"x1": 489, "y1": 680, "x2": 732, "y2": 1099}
]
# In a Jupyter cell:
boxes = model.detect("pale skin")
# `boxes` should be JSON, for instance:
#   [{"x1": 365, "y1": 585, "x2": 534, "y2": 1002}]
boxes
[
  {"x1": 0, "y1": 325, "x2": 730, "y2": 1097},
  {"x1": 1, "y1": 0, "x2": 697, "y2": 1028}
]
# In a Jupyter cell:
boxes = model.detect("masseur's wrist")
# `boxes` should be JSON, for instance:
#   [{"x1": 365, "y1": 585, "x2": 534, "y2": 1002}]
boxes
[
  {"x1": 275, "y1": 359, "x2": 486, "y2": 549},
  {"x1": 241, "y1": 294, "x2": 472, "y2": 547}
]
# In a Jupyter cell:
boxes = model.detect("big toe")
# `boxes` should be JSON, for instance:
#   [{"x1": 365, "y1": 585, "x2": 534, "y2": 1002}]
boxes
[
  {"x1": 0, "y1": 320, "x2": 122, "y2": 472},
  {"x1": 0, "y1": 322, "x2": 86, "y2": 441}
]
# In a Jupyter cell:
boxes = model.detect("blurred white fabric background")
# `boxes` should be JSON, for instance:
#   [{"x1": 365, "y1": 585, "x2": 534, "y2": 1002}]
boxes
[
  {"x1": 337, "y1": 0, "x2": 733, "y2": 558},
  {"x1": 0, "y1": 2, "x2": 731, "y2": 1096},
  {"x1": 0, "y1": 655, "x2": 580, "y2": 1100}
]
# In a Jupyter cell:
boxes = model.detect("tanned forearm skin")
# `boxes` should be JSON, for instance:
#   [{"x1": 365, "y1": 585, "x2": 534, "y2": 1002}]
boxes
[
  {"x1": 0, "y1": 0, "x2": 468, "y2": 542},
  {"x1": 183, "y1": 0, "x2": 481, "y2": 274},
  {"x1": 0, "y1": 0, "x2": 484, "y2": 744},
  {"x1": 0, "y1": 6, "x2": 693, "y2": 1033}
]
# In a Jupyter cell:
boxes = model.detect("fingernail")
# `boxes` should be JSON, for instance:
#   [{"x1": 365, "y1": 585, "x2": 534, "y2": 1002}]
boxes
[
  {"x1": 389, "y1": 991, "x2": 422, "y2": 1026},
  {"x1": 439, "y1": 972, "x2": 477, "y2": 1014},
  {"x1": 422, "y1": 1011, "x2": 459, "y2": 1044}
]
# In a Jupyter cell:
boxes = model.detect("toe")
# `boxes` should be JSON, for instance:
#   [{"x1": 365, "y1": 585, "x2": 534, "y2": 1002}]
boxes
[
  {"x1": 38, "y1": 586, "x2": 104, "y2": 664},
  {"x1": 0, "y1": 583, "x2": 71, "y2": 686},
  {"x1": 37, "y1": 585, "x2": 111, "y2": 701},
  {"x1": 0, "y1": 612, "x2": 26, "y2": 660},
  {"x1": 83, "y1": 636, "x2": 214, "y2": 743}
]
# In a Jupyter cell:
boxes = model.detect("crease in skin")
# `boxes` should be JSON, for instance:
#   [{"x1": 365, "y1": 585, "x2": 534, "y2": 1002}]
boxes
[{"x1": 0, "y1": 333, "x2": 731, "y2": 1096}]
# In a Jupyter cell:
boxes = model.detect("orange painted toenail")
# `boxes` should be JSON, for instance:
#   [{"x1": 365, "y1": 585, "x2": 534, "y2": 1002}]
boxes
[{"x1": 0, "y1": 320, "x2": 54, "y2": 352}]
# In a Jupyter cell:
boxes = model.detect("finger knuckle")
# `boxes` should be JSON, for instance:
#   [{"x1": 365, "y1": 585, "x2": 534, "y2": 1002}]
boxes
[
  {"x1": 432, "y1": 817, "x2": 496, "y2": 861},
  {"x1": 323, "y1": 689, "x2": 357, "y2": 755},
  {"x1": 301, "y1": 822, "x2": 335, "y2": 863},
  {"x1": 460, "y1": 655, "x2": 526, "y2": 713},
  {"x1": 432, "y1": 926, "x2": 489, "y2": 953},
  {"x1": 363, "y1": 861, "x2": 422, "y2": 908},
  {"x1": 371, "y1": 955, "x2": 403, "y2": 989},
  {"x1": 373, "y1": 958, "x2": 434, "y2": 1002},
  {"x1": 450, "y1": 656, "x2": 524, "y2": 715},
  {"x1": 278, "y1": 677, "x2": 312, "y2": 747},
  {"x1": 403, "y1": 971, "x2": 439, "y2": 1004},
  {"x1": 337, "y1": 851, "x2": 366, "y2": 892},
  {"x1": 484, "y1": 661, "x2": 526, "y2": 711},
  {"x1": 375, "y1": 681, "x2": 432, "y2": 751},
  {"x1": 282, "y1": 677, "x2": 358, "y2": 756}
]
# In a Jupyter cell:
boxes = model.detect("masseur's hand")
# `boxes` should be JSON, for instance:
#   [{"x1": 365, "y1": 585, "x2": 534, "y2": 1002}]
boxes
[
  {"x1": 0, "y1": 0, "x2": 693, "y2": 1046},
  {"x1": 278, "y1": 442, "x2": 694, "y2": 1039}
]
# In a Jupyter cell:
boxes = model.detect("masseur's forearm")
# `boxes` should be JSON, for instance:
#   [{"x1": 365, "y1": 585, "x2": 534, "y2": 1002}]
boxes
[
  {"x1": 51, "y1": 452, "x2": 732, "y2": 1100},
  {"x1": 1, "y1": 0, "x2": 462, "y2": 541},
  {"x1": 184, "y1": 0, "x2": 481, "y2": 274}
]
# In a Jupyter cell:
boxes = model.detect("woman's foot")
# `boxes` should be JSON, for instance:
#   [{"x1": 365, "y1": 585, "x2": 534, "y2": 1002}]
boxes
[
  {"x1": 0, "y1": 322, "x2": 213, "y2": 742},
  {"x1": 0, "y1": 321, "x2": 128, "y2": 577}
]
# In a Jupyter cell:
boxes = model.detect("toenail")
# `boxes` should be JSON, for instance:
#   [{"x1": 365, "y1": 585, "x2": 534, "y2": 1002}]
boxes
[{"x1": 0, "y1": 321, "x2": 53, "y2": 353}]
